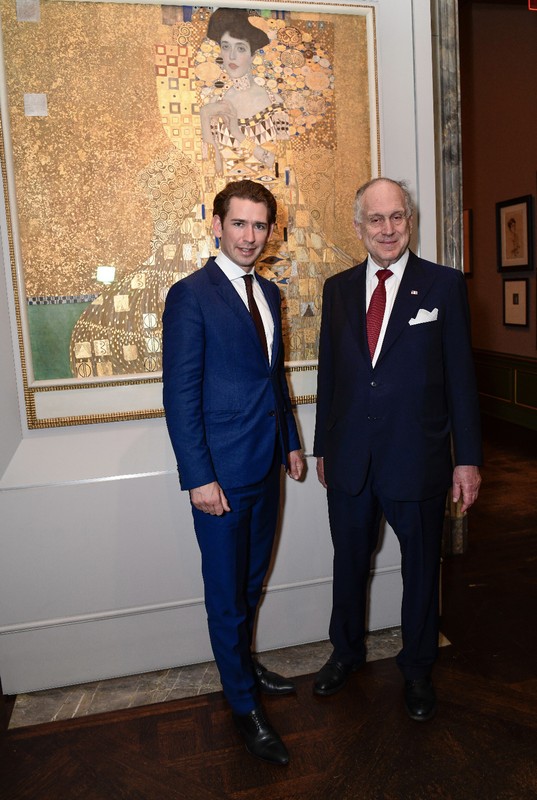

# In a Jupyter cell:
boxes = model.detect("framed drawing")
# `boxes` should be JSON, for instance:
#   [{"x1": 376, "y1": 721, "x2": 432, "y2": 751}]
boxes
[
  {"x1": 503, "y1": 279, "x2": 529, "y2": 327},
  {"x1": 496, "y1": 195, "x2": 534, "y2": 273},
  {"x1": 0, "y1": 0, "x2": 379, "y2": 427}
]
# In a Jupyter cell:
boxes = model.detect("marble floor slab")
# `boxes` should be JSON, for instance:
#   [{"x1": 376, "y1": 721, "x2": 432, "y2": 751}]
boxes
[{"x1": 9, "y1": 628, "x2": 421, "y2": 729}]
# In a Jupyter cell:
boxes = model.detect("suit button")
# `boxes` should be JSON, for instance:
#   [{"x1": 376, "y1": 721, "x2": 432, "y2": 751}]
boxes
[
  {"x1": 370, "y1": 381, "x2": 377, "y2": 387},
  {"x1": 268, "y1": 410, "x2": 276, "y2": 417}
]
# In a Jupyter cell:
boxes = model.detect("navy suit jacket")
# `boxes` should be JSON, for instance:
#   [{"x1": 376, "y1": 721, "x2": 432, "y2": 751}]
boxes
[
  {"x1": 163, "y1": 257, "x2": 301, "y2": 491},
  {"x1": 313, "y1": 252, "x2": 482, "y2": 500}
]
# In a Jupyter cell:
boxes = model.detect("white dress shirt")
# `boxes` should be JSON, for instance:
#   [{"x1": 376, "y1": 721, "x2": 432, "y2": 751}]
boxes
[
  {"x1": 215, "y1": 252, "x2": 275, "y2": 364},
  {"x1": 366, "y1": 250, "x2": 409, "y2": 366}
]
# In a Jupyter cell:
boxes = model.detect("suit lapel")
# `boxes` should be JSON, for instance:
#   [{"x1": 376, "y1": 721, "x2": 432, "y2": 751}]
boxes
[
  {"x1": 259, "y1": 276, "x2": 281, "y2": 370},
  {"x1": 341, "y1": 261, "x2": 369, "y2": 359},
  {"x1": 205, "y1": 258, "x2": 273, "y2": 365},
  {"x1": 376, "y1": 252, "x2": 436, "y2": 364}
]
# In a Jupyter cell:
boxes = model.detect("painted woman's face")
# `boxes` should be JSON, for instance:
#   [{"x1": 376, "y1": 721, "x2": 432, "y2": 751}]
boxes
[{"x1": 220, "y1": 33, "x2": 253, "y2": 78}]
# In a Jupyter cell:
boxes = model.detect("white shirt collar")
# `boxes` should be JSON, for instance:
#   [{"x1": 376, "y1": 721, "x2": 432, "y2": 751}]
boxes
[
  {"x1": 215, "y1": 251, "x2": 255, "y2": 282},
  {"x1": 366, "y1": 248, "x2": 410, "y2": 282}
]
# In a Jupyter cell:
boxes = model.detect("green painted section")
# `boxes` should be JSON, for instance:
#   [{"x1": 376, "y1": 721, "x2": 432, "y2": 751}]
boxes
[
  {"x1": 517, "y1": 370, "x2": 537, "y2": 411},
  {"x1": 474, "y1": 351, "x2": 537, "y2": 432},
  {"x1": 27, "y1": 303, "x2": 89, "y2": 380},
  {"x1": 479, "y1": 396, "x2": 537, "y2": 432},
  {"x1": 475, "y1": 362, "x2": 512, "y2": 401}
]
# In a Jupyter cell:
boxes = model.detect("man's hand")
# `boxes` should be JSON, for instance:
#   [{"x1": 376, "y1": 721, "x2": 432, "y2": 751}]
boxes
[
  {"x1": 190, "y1": 481, "x2": 231, "y2": 516},
  {"x1": 287, "y1": 450, "x2": 305, "y2": 481},
  {"x1": 451, "y1": 465, "x2": 482, "y2": 513},
  {"x1": 316, "y1": 456, "x2": 327, "y2": 489}
]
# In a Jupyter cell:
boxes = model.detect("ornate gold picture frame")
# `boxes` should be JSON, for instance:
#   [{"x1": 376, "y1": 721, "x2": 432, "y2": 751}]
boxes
[{"x1": 0, "y1": 0, "x2": 379, "y2": 427}]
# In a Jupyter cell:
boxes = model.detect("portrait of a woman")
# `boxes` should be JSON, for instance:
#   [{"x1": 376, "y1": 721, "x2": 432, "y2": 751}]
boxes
[
  {"x1": 69, "y1": 7, "x2": 367, "y2": 378},
  {"x1": 200, "y1": 9, "x2": 284, "y2": 175}
]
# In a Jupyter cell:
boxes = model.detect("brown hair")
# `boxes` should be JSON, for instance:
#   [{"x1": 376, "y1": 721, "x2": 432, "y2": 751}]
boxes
[
  {"x1": 207, "y1": 8, "x2": 270, "y2": 53},
  {"x1": 213, "y1": 180, "x2": 277, "y2": 226}
]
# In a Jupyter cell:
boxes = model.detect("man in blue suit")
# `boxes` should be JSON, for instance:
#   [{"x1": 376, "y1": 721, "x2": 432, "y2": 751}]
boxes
[
  {"x1": 313, "y1": 178, "x2": 482, "y2": 721},
  {"x1": 163, "y1": 180, "x2": 304, "y2": 765}
]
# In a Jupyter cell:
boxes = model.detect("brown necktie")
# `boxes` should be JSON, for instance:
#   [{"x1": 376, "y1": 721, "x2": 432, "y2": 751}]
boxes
[
  {"x1": 243, "y1": 274, "x2": 269, "y2": 360},
  {"x1": 366, "y1": 269, "x2": 393, "y2": 360}
]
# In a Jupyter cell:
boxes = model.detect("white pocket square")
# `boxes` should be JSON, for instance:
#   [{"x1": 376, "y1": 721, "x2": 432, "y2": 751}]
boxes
[{"x1": 408, "y1": 307, "x2": 438, "y2": 326}]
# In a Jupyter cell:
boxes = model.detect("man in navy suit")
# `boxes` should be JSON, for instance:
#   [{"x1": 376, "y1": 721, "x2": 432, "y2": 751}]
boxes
[
  {"x1": 163, "y1": 180, "x2": 304, "y2": 765},
  {"x1": 313, "y1": 178, "x2": 482, "y2": 721}
]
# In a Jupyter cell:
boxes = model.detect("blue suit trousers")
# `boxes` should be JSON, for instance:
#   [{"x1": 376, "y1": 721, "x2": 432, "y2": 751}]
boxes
[{"x1": 192, "y1": 446, "x2": 281, "y2": 714}]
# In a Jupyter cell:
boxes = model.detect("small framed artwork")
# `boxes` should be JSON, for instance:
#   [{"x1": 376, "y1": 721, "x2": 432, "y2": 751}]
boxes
[
  {"x1": 503, "y1": 279, "x2": 529, "y2": 327},
  {"x1": 496, "y1": 195, "x2": 534, "y2": 272}
]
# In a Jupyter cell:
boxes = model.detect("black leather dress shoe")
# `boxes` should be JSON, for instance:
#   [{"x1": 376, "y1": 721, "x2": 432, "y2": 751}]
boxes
[
  {"x1": 232, "y1": 706, "x2": 289, "y2": 765},
  {"x1": 404, "y1": 677, "x2": 437, "y2": 721},
  {"x1": 313, "y1": 657, "x2": 363, "y2": 696},
  {"x1": 253, "y1": 659, "x2": 296, "y2": 696}
]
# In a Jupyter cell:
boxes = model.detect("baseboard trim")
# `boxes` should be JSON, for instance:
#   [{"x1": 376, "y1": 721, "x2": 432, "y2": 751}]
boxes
[{"x1": 0, "y1": 569, "x2": 402, "y2": 694}]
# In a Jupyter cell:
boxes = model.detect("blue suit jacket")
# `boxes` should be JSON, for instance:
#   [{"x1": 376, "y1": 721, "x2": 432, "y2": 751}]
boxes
[
  {"x1": 163, "y1": 258, "x2": 301, "y2": 491},
  {"x1": 313, "y1": 252, "x2": 482, "y2": 500}
]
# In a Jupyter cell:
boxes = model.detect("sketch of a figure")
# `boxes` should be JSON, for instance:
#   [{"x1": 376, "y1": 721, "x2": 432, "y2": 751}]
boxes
[{"x1": 506, "y1": 217, "x2": 521, "y2": 259}]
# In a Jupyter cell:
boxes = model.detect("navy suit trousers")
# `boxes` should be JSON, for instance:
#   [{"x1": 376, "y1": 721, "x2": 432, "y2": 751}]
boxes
[
  {"x1": 192, "y1": 444, "x2": 281, "y2": 715},
  {"x1": 327, "y1": 466, "x2": 446, "y2": 680}
]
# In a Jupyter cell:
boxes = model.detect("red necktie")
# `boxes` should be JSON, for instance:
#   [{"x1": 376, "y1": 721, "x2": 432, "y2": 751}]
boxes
[
  {"x1": 366, "y1": 268, "x2": 393, "y2": 360},
  {"x1": 243, "y1": 274, "x2": 269, "y2": 360}
]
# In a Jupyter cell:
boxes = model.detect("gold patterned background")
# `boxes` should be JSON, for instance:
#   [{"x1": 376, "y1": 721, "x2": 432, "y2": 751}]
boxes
[{"x1": 1, "y1": 1, "x2": 374, "y2": 380}]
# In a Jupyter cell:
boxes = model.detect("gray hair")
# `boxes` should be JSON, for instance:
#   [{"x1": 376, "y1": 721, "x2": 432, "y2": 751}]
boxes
[{"x1": 353, "y1": 178, "x2": 414, "y2": 224}]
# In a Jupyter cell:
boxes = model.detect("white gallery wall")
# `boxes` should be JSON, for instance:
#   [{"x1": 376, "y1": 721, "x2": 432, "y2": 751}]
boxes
[{"x1": 0, "y1": 0, "x2": 437, "y2": 694}]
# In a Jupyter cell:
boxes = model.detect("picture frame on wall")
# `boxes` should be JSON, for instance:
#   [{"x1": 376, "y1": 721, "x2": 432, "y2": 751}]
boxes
[
  {"x1": 503, "y1": 279, "x2": 529, "y2": 327},
  {"x1": 0, "y1": 0, "x2": 379, "y2": 428},
  {"x1": 496, "y1": 195, "x2": 534, "y2": 272}
]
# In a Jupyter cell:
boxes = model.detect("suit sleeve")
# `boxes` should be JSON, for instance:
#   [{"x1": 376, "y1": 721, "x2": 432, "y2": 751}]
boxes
[
  {"x1": 443, "y1": 270, "x2": 483, "y2": 467},
  {"x1": 313, "y1": 277, "x2": 334, "y2": 458},
  {"x1": 278, "y1": 367, "x2": 301, "y2": 455},
  {"x1": 162, "y1": 280, "x2": 217, "y2": 490},
  {"x1": 273, "y1": 287, "x2": 301, "y2": 454}
]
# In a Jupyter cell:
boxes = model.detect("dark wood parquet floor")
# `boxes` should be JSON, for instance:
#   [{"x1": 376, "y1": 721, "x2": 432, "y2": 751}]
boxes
[{"x1": 1, "y1": 416, "x2": 536, "y2": 800}]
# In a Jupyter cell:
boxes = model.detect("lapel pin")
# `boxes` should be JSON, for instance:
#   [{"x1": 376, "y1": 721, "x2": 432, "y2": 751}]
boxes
[{"x1": 411, "y1": 290, "x2": 418, "y2": 295}]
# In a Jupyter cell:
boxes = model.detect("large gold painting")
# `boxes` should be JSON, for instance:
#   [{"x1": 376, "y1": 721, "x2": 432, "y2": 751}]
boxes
[{"x1": 0, "y1": 0, "x2": 378, "y2": 426}]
